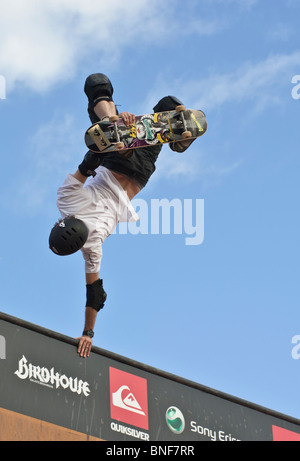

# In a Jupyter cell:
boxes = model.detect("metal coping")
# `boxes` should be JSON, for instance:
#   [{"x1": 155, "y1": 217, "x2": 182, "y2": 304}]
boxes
[{"x1": 1, "y1": 310, "x2": 299, "y2": 427}]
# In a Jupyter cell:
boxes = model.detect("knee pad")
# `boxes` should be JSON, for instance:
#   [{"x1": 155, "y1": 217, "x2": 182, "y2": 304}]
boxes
[
  {"x1": 153, "y1": 95, "x2": 184, "y2": 113},
  {"x1": 84, "y1": 73, "x2": 114, "y2": 104},
  {"x1": 86, "y1": 279, "x2": 107, "y2": 312}
]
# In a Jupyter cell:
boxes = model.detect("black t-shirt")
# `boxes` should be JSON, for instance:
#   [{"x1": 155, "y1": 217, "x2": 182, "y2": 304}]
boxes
[{"x1": 85, "y1": 73, "x2": 162, "y2": 188}]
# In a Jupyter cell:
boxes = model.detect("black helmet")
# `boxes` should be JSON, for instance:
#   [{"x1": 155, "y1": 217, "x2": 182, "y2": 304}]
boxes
[{"x1": 49, "y1": 216, "x2": 89, "y2": 256}]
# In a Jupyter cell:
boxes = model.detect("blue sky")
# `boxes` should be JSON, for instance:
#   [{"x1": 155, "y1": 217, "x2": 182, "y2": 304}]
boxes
[{"x1": 1, "y1": 0, "x2": 300, "y2": 420}]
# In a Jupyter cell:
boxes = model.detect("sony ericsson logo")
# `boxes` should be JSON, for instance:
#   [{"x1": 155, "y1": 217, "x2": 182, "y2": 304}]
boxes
[{"x1": 165, "y1": 406, "x2": 185, "y2": 435}]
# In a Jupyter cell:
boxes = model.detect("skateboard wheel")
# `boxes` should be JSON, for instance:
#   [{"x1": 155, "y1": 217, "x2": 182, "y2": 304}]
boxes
[
  {"x1": 176, "y1": 105, "x2": 186, "y2": 112},
  {"x1": 115, "y1": 142, "x2": 125, "y2": 149},
  {"x1": 109, "y1": 115, "x2": 119, "y2": 123},
  {"x1": 182, "y1": 131, "x2": 192, "y2": 139}
]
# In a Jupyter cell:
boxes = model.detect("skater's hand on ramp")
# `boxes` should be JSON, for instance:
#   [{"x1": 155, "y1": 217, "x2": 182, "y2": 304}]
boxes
[{"x1": 77, "y1": 335, "x2": 92, "y2": 358}]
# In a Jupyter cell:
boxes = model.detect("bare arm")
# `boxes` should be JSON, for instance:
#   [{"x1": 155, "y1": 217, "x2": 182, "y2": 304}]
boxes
[
  {"x1": 77, "y1": 273, "x2": 100, "y2": 358},
  {"x1": 93, "y1": 100, "x2": 135, "y2": 126}
]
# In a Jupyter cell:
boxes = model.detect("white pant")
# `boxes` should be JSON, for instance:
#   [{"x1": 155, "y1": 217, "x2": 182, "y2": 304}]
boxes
[{"x1": 57, "y1": 167, "x2": 139, "y2": 273}]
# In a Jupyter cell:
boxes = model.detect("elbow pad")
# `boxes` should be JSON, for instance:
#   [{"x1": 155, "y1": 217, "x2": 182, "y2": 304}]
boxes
[{"x1": 86, "y1": 279, "x2": 107, "y2": 312}]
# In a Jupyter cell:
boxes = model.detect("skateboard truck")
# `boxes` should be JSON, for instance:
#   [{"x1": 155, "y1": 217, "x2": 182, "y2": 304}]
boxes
[
  {"x1": 175, "y1": 105, "x2": 192, "y2": 139},
  {"x1": 109, "y1": 115, "x2": 125, "y2": 149}
]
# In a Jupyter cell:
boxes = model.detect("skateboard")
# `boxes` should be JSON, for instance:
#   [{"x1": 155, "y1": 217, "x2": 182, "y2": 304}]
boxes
[{"x1": 84, "y1": 106, "x2": 207, "y2": 155}]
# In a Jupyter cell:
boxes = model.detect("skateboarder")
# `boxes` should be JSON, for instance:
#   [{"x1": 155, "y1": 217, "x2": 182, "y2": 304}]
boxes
[{"x1": 49, "y1": 73, "x2": 195, "y2": 358}]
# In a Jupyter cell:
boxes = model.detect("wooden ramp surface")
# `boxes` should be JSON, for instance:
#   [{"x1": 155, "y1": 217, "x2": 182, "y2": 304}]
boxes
[{"x1": 0, "y1": 408, "x2": 102, "y2": 441}]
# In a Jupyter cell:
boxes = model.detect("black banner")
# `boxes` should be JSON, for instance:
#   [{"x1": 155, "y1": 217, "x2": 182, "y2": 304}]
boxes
[{"x1": 1, "y1": 313, "x2": 300, "y2": 441}]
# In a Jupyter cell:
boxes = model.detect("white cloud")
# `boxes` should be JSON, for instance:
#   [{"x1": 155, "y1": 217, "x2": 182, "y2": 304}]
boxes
[
  {"x1": 142, "y1": 50, "x2": 300, "y2": 187},
  {"x1": 0, "y1": 0, "x2": 220, "y2": 94},
  {"x1": 0, "y1": 0, "x2": 167, "y2": 92},
  {"x1": 196, "y1": 52, "x2": 300, "y2": 112},
  {"x1": 145, "y1": 51, "x2": 300, "y2": 113}
]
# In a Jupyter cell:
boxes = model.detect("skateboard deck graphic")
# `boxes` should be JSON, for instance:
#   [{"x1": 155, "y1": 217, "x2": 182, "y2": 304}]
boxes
[{"x1": 84, "y1": 107, "x2": 207, "y2": 154}]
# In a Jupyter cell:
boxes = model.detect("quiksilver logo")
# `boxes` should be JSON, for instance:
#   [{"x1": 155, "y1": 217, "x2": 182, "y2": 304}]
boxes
[
  {"x1": 112, "y1": 385, "x2": 146, "y2": 415},
  {"x1": 14, "y1": 355, "x2": 90, "y2": 397}
]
